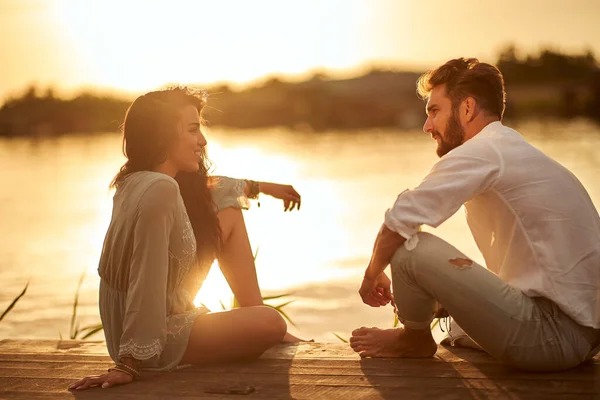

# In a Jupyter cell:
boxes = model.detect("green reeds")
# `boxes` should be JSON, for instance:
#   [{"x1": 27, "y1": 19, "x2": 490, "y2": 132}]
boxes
[
  {"x1": 60, "y1": 271, "x2": 103, "y2": 340},
  {"x1": 0, "y1": 281, "x2": 29, "y2": 322},
  {"x1": 332, "y1": 332, "x2": 349, "y2": 343}
]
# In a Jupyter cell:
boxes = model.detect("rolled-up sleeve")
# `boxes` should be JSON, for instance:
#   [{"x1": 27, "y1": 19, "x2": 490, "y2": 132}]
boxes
[
  {"x1": 118, "y1": 179, "x2": 177, "y2": 362},
  {"x1": 385, "y1": 144, "x2": 502, "y2": 244}
]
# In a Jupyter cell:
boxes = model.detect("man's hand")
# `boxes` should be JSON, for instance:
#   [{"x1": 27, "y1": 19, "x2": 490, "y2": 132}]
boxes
[
  {"x1": 259, "y1": 182, "x2": 301, "y2": 212},
  {"x1": 434, "y1": 305, "x2": 449, "y2": 318},
  {"x1": 359, "y1": 272, "x2": 393, "y2": 307}
]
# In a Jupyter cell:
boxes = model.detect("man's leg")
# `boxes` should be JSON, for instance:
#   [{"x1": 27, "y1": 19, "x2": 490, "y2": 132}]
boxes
[{"x1": 351, "y1": 232, "x2": 592, "y2": 370}]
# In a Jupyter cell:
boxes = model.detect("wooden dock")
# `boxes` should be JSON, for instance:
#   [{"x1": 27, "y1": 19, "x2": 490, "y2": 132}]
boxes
[{"x1": 0, "y1": 339, "x2": 598, "y2": 399}]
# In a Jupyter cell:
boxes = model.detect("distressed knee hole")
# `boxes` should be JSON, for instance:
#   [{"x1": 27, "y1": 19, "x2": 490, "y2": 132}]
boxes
[{"x1": 448, "y1": 258, "x2": 473, "y2": 269}]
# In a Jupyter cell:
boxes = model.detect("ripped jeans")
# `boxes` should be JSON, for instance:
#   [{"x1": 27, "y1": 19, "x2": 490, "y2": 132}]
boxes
[{"x1": 391, "y1": 232, "x2": 600, "y2": 371}]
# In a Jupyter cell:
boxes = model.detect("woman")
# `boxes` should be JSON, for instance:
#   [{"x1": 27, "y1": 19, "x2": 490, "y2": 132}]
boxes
[{"x1": 69, "y1": 87, "x2": 302, "y2": 391}]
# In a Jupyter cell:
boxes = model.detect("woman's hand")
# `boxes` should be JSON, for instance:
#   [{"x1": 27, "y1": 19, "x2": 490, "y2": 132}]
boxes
[
  {"x1": 259, "y1": 182, "x2": 301, "y2": 212},
  {"x1": 68, "y1": 369, "x2": 133, "y2": 391}
]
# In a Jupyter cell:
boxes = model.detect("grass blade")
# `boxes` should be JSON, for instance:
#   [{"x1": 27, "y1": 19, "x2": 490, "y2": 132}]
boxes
[
  {"x1": 272, "y1": 300, "x2": 295, "y2": 310},
  {"x1": 0, "y1": 281, "x2": 29, "y2": 322},
  {"x1": 80, "y1": 324, "x2": 104, "y2": 340},
  {"x1": 73, "y1": 322, "x2": 81, "y2": 340},
  {"x1": 332, "y1": 332, "x2": 349, "y2": 343},
  {"x1": 430, "y1": 318, "x2": 440, "y2": 331},
  {"x1": 262, "y1": 293, "x2": 293, "y2": 301},
  {"x1": 79, "y1": 323, "x2": 103, "y2": 334},
  {"x1": 265, "y1": 305, "x2": 296, "y2": 327},
  {"x1": 70, "y1": 272, "x2": 86, "y2": 339}
]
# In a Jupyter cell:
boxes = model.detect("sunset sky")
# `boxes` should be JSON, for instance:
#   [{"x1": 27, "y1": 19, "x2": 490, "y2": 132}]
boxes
[{"x1": 1, "y1": 0, "x2": 599, "y2": 99}]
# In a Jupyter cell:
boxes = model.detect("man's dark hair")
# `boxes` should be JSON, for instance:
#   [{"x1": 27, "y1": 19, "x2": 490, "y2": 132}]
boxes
[{"x1": 417, "y1": 58, "x2": 506, "y2": 119}]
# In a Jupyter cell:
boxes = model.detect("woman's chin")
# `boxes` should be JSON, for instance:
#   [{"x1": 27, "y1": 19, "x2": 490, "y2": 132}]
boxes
[{"x1": 181, "y1": 163, "x2": 200, "y2": 173}]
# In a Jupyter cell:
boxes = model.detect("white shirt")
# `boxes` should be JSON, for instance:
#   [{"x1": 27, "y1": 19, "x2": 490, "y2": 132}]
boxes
[{"x1": 385, "y1": 121, "x2": 600, "y2": 328}]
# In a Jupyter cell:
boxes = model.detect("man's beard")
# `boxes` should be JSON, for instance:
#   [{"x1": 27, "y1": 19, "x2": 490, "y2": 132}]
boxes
[{"x1": 433, "y1": 109, "x2": 465, "y2": 157}]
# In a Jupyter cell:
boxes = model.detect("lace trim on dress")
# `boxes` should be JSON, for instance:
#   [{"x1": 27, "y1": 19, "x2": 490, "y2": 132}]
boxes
[
  {"x1": 166, "y1": 308, "x2": 206, "y2": 337},
  {"x1": 169, "y1": 208, "x2": 197, "y2": 288},
  {"x1": 118, "y1": 338, "x2": 164, "y2": 360},
  {"x1": 232, "y1": 178, "x2": 251, "y2": 209}
]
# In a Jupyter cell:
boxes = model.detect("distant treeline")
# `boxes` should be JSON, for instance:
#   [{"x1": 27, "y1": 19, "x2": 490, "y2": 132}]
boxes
[
  {"x1": 0, "y1": 88, "x2": 130, "y2": 137},
  {"x1": 1, "y1": 45, "x2": 599, "y2": 137},
  {"x1": 497, "y1": 45, "x2": 600, "y2": 120}
]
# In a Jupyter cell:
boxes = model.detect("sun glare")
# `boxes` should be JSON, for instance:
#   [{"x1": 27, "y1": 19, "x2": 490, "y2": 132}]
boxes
[
  {"x1": 193, "y1": 260, "x2": 233, "y2": 311},
  {"x1": 52, "y1": 0, "x2": 373, "y2": 92}
]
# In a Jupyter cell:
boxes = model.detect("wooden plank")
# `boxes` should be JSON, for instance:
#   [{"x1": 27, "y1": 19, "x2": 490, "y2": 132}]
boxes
[
  {"x1": 1, "y1": 340, "x2": 599, "y2": 399},
  {"x1": 2, "y1": 369, "x2": 598, "y2": 394},
  {"x1": 3, "y1": 339, "x2": 598, "y2": 364},
  {"x1": 0, "y1": 340, "x2": 108, "y2": 355},
  {"x1": 1, "y1": 374, "x2": 598, "y2": 400},
  {"x1": 0, "y1": 354, "x2": 111, "y2": 363},
  {"x1": 1, "y1": 358, "x2": 599, "y2": 382},
  {"x1": 2, "y1": 350, "x2": 599, "y2": 381},
  {"x1": 0, "y1": 389, "x2": 589, "y2": 400}
]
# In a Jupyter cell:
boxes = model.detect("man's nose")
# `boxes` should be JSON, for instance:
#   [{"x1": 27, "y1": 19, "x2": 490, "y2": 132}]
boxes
[{"x1": 423, "y1": 117, "x2": 433, "y2": 134}]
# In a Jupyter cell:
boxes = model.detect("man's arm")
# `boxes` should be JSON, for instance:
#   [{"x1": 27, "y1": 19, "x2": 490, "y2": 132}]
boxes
[
  {"x1": 359, "y1": 223, "x2": 406, "y2": 307},
  {"x1": 359, "y1": 144, "x2": 501, "y2": 307},
  {"x1": 365, "y1": 223, "x2": 406, "y2": 279}
]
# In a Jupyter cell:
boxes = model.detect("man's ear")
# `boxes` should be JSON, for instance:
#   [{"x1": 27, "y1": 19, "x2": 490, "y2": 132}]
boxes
[{"x1": 461, "y1": 97, "x2": 480, "y2": 122}]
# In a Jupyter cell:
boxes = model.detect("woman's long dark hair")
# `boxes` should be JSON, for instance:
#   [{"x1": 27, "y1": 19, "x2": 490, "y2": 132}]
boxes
[
  {"x1": 111, "y1": 86, "x2": 221, "y2": 268},
  {"x1": 175, "y1": 151, "x2": 222, "y2": 269}
]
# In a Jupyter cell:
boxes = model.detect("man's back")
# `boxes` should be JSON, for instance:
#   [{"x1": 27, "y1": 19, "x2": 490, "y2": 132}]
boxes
[{"x1": 462, "y1": 122, "x2": 600, "y2": 328}]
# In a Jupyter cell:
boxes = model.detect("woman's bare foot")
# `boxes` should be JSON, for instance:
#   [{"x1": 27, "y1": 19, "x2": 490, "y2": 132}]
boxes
[
  {"x1": 281, "y1": 332, "x2": 310, "y2": 343},
  {"x1": 349, "y1": 326, "x2": 437, "y2": 358}
]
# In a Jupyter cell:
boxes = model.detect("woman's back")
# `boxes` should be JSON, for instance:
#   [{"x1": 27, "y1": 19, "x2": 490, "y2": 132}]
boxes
[{"x1": 98, "y1": 171, "x2": 209, "y2": 371}]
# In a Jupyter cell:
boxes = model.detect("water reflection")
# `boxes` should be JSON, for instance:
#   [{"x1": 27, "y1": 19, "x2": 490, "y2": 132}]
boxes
[{"x1": 1, "y1": 120, "x2": 600, "y2": 341}]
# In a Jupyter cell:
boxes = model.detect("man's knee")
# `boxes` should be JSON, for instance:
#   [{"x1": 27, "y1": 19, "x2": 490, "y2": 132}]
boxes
[
  {"x1": 391, "y1": 231, "x2": 476, "y2": 281},
  {"x1": 389, "y1": 232, "x2": 452, "y2": 275},
  {"x1": 390, "y1": 232, "x2": 434, "y2": 264}
]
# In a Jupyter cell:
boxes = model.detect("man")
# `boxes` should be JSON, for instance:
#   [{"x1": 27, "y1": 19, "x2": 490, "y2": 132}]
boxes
[{"x1": 350, "y1": 58, "x2": 600, "y2": 371}]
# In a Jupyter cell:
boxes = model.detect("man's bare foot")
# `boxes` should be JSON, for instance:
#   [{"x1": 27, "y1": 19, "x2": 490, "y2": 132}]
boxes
[
  {"x1": 349, "y1": 326, "x2": 437, "y2": 358},
  {"x1": 281, "y1": 332, "x2": 310, "y2": 343}
]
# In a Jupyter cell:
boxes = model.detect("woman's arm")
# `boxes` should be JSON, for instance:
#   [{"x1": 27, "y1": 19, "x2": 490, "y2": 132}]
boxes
[
  {"x1": 210, "y1": 176, "x2": 301, "y2": 212},
  {"x1": 244, "y1": 180, "x2": 301, "y2": 211},
  {"x1": 118, "y1": 179, "x2": 176, "y2": 362},
  {"x1": 69, "y1": 179, "x2": 177, "y2": 391}
]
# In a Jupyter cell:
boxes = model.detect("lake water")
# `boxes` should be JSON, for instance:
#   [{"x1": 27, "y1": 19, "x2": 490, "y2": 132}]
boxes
[{"x1": 1, "y1": 119, "x2": 600, "y2": 343}]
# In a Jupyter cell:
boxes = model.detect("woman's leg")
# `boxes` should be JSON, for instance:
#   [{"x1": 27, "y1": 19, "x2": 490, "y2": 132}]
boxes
[
  {"x1": 181, "y1": 306, "x2": 287, "y2": 365},
  {"x1": 216, "y1": 207, "x2": 303, "y2": 342},
  {"x1": 351, "y1": 232, "x2": 592, "y2": 371}
]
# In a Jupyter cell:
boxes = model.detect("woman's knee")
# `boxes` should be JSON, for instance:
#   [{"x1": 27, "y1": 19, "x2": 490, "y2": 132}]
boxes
[{"x1": 253, "y1": 306, "x2": 287, "y2": 343}]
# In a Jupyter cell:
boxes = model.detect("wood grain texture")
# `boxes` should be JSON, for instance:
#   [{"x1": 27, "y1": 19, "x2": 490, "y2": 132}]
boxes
[{"x1": 0, "y1": 340, "x2": 598, "y2": 399}]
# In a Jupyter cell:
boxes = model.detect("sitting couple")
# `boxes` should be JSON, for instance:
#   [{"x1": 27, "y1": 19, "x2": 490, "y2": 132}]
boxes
[{"x1": 70, "y1": 58, "x2": 600, "y2": 390}]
